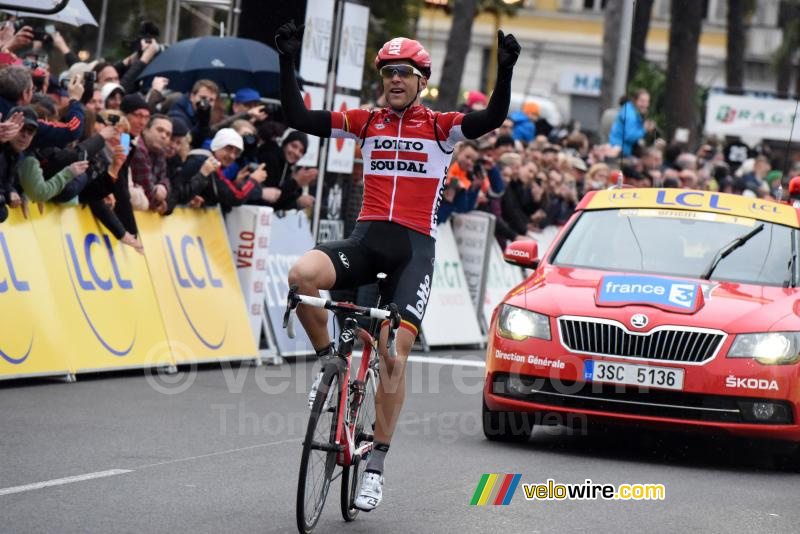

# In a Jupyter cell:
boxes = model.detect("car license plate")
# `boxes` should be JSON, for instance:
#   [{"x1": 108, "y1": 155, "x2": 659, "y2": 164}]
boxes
[{"x1": 584, "y1": 360, "x2": 684, "y2": 390}]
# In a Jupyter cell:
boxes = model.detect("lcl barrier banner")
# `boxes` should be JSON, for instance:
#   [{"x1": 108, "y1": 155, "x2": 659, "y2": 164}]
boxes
[
  {"x1": 421, "y1": 221, "x2": 483, "y2": 347},
  {"x1": 31, "y1": 205, "x2": 173, "y2": 375},
  {"x1": 452, "y1": 212, "x2": 495, "y2": 331},
  {"x1": 137, "y1": 208, "x2": 257, "y2": 365},
  {"x1": 483, "y1": 240, "x2": 525, "y2": 329},
  {"x1": 0, "y1": 209, "x2": 74, "y2": 379},
  {"x1": 263, "y1": 210, "x2": 333, "y2": 357},
  {"x1": 226, "y1": 205, "x2": 273, "y2": 347}
]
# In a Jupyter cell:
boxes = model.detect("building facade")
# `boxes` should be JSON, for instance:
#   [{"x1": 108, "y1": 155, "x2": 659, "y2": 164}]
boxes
[{"x1": 417, "y1": 0, "x2": 783, "y2": 132}]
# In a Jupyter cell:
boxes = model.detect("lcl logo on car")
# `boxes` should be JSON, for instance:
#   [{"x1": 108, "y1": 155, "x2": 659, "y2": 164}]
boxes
[{"x1": 630, "y1": 314, "x2": 649, "y2": 328}]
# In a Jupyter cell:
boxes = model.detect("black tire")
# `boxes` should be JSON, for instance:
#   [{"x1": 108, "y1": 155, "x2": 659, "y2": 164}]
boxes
[
  {"x1": 296, "y1": 364, "x2": 341, "y2": 534},
  {"x1": 341, "y1": 366, "x2": 377, "y2": 521},
  {"x1": 482, "y1": 398, "x2": 534, "y2": 443}
]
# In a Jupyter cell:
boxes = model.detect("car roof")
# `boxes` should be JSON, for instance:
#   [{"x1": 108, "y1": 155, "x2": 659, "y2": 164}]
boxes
[{"x1": 577, "y1": 188, "x2": 800, "y2": 229}]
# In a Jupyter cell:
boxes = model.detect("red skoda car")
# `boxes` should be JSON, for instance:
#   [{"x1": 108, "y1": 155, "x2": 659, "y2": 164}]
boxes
[{"x1": 483, "y1": 188, "x2": 800, "y2": 454}]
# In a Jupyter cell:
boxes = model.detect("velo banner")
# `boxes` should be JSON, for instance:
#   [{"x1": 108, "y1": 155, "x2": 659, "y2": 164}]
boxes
[{"x1": 226, "y1": 205, "x2": 273, "y2": 347}]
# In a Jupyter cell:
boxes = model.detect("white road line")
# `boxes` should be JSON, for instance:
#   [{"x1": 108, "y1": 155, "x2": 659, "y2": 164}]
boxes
[
  {"x1": 407, "y1": 355, "x2": 486, "y2": 368},
  {"x1": 0, "y1": 469, "x2": 132, "y2": 496},
  {"x1": 0, "y1": 439, "x2": 302, "y2": 497},
  {"x1": 137, "y1": 438, "x2": 301, "y2": 469}
]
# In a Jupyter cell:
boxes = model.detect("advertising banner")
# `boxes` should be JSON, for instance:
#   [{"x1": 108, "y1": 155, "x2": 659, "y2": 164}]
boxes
[
  {"x1": 420, "y1": 222, "x2": 483, "y2": 347},
  {"x1": 0, "y1": 209, "x2": 73, "y2": 379},
  {"x1": 32, "y1": 206, "x2": 173, "y2": 374},
  {"x1": 297, "y1": 86, "x2": 325, "y2": 168},
  {"x1": 299, "y1": 0, "x2": 335, "y2": 85},
  {"x1": 138, "y1": 208, "x2": 257, "y2": 364},
  {"x1": 451, "y1": 212, "x2": 494, "y2": 314},
  {"x1": 326, "y1": 94, "x2": 360, "y2": 173},
  {"x1": 262, "y1": 211, "x2": 333, "y2": 356},
  {"x1": 226, "y1": 205, "x2": 273, "y2": 347},
  {"x1": 482, "y1": 240, "x2": 525, "y2": 330},
  {"x1": 704, "y1": 93, "x2": 800, "y2": 141},
  {"x1": 335, "y1": 3, "x2": 369, "y2": 90}
]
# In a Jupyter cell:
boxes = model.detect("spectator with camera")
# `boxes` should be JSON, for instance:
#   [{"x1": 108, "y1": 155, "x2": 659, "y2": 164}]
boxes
[
  {"x1": 171, "y1": 128, "x2": 266, "y2": 213},
  {"x1": 79, "y1": 110, "x2": 143, "y2": 253},
  {"x1": 7, "y1": 106, "x2": 87, "y2": 203},
  {"x1": 130, "y1": 113, "x2": 173, "y2": 214},
  {"x1": 210, "y1": 88, "x2": 269, "y2": 134},
  {"x1": 0, "y1": 66, "x2": 85, "y2": 149},
  {"x1": 168, "y1": 79, "x2": 218, "y2": 149}
]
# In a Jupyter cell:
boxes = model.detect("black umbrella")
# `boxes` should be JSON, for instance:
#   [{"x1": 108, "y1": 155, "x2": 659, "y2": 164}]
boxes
[{"x1": 138, "y1": 36, "x2": 291, "y2": 97}]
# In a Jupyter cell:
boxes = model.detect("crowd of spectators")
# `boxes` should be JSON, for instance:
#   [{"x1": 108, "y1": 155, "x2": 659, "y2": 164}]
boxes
[
  {"x1": 2, "y1": 17, "x2": 799, "y2": 256},
  {"x1": 440, "y1": 87, "x2": 800, "y2": 247},
  {"x1": 0, "y1": 19, "x2": 313, "y2": 254}
]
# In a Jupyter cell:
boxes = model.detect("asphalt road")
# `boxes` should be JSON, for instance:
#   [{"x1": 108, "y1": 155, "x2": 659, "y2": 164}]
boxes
[{"x1": 2, "y1": 351, "x2": 799, "y2": 533}]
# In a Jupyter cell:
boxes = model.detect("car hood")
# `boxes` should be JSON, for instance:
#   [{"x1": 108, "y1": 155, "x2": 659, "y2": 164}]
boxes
[{"x1": 505, "y1": 265, "x2": 800, "y2": 333}]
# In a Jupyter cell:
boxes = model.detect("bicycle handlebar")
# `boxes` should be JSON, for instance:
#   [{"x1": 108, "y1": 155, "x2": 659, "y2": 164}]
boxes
[{"x1": 283, "y1": 286, "x2": 403, "y2": 358}]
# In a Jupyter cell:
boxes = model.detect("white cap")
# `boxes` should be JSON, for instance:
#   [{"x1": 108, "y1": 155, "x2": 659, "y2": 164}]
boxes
[
  {"x1": 101, "y1": 82, "x2": 124, "y2": 103},
  {"x1": 211, "y1": 128, "x2": 244, "y2": 152}
]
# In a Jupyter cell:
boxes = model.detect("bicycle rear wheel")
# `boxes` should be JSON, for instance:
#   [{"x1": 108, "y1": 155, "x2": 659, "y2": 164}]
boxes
[
  {"x1": 341, "y1": 366, "x2": 377, "y2": 521},
  {"x1": 297, "y1": 364, "x2": 341, "y2": 534}
]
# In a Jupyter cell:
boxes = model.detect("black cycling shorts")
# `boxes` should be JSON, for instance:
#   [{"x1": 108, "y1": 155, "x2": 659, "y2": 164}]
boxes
[{"x1": 315, "y1": 221, "x2": 435, "y2": 336}]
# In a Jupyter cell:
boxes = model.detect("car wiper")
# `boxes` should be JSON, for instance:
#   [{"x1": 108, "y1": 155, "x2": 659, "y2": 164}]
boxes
[{"x1": 700, "y1": 223, "x2": 765, "y2": 280}]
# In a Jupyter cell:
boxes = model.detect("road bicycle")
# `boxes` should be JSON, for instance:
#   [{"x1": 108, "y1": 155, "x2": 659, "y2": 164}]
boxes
[{"x1": 283, "y1": 281, "x2": 401, "y2": 534}]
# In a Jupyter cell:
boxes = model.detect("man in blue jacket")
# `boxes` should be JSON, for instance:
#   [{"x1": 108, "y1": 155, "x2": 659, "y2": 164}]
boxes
[
  {"x1": 0, "y1": 66, "x2": 84, "y2": 149},
  {"x1": 609, "y1": 88, "x2": 655, "y2": 157},
  {"x1": 167, "y1": 79, "x2": 219, "y2": 149}
]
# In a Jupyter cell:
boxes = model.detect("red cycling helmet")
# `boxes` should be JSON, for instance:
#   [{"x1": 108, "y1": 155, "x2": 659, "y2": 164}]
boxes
[{"x1": 374, "y1": 38, "x2": 431, "y2": 79}]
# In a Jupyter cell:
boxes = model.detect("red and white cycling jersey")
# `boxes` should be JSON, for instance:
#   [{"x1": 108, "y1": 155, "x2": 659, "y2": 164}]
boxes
[{"x1": 330, "y1": 105, "x2": 467, "y2": 238}]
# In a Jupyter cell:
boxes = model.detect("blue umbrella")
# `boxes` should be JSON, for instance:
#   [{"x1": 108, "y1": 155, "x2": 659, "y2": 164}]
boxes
[{"x1": 138, "y1": 36, "x2": 289, "y2": 97}]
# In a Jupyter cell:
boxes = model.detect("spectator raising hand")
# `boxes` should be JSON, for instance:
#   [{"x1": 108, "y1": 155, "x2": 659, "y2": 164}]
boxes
[{"x1": 0, "y1": 111, "x2": 24, "y2": 142}]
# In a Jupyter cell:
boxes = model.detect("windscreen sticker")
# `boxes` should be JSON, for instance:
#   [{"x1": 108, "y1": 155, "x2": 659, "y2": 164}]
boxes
[
  {"x1": 618, "y1": 209, "x2": 756, "y2": 227},
  {"x1": 597, "y1": 275, "x2": 702, "y2": 312}
]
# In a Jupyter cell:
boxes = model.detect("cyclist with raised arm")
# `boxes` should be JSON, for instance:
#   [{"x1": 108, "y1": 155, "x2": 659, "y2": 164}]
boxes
[{"x1": 275, "y1": 21, "x2": 520, "y2": 511}]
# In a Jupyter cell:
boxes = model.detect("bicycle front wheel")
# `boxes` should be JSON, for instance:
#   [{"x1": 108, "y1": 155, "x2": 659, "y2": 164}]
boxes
[
  {"x1": 296, "y1": 364, "x2": 341, "y2": 534},
  {"x1": 341, "y1": 366, "x2": 377, "y2": 521}
]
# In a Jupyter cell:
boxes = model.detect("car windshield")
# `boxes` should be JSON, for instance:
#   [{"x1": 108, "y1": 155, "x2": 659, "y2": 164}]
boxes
[{"x1": 552, "y1": 208, "x2": 796, "y2": 286}]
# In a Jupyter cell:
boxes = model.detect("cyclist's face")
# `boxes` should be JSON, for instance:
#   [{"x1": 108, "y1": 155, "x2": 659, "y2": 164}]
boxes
[{"x1": 381, "y1": 61, "x2": 427, "y2": 110}]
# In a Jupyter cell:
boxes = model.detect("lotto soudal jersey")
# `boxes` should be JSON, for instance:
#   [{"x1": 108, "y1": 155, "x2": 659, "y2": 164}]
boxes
[{"x1": 330, "y1": 105, "x2": 467, "y2": 238}]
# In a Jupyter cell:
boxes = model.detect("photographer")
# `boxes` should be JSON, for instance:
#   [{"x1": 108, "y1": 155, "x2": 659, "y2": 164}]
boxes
[
  {"x1": 168, "y1": 79, "x2": 218, "y2": 149},
  {"x1": 0, "y1": 66, "x2": 85, "y2": 149},
  {"x1": 210, "y1": 87, "x2": 269, "y2": 134}
]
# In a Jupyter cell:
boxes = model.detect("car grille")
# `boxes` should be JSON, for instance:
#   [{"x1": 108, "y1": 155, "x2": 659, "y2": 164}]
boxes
[
  {"x1": 492, "y1": 373, "x2": 794, "y2": 425},
  {"x1": 558, "y1": 316, "x2": 725, "y2": 364}
]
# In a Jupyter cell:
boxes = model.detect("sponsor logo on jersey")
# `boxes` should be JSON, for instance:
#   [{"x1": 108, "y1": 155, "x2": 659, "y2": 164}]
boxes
[
  {"x1": 338, "y1": 252, "x2": 350, "y2": 269},
  {"x1": 405, "y1": 274, "x2": 431, "y2": 320}
]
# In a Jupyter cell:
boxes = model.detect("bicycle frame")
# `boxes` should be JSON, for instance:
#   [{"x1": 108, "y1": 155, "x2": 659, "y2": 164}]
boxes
[{"x1": 333, "y1": 325, "x2": 377, "y2": 467}]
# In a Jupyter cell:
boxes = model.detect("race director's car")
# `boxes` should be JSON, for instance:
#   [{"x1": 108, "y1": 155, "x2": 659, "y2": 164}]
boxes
[{"x1": 484, "y1": 188, "x2": 800, "y2": 451}]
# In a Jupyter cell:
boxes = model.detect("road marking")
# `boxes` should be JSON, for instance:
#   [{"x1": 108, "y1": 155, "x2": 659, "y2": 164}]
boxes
[
  {"x1": 407, "y1": 354, "x2": 485, "y2": 368},
  {"x1": 137, "y1": 438, "x2": 301, "y2": 469},
  {"x1": 0, "y1": 469, "x2": 132, "y2": 496},
  {"x1": 0, "y1": 439, "x2": 301, "y2": 497}
]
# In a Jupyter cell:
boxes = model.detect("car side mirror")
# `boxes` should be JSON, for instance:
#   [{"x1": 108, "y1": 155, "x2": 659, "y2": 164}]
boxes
[{"x1": 503, "y1": 240, "x2": 539, "y2": 269}]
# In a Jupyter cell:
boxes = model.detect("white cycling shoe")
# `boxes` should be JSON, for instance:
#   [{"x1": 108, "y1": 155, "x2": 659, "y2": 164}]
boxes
[{"x1": 354, "y1": 471, "x2": 384, "y2": 511}]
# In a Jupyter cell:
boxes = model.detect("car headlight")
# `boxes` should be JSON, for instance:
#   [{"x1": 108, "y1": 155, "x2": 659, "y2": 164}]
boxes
[
  {"x1": 497, "y1": 305, "x2": 551, "y2": 341},
  {"x1": 728, "y1": 332, "x2": 800, "y2": 365}
]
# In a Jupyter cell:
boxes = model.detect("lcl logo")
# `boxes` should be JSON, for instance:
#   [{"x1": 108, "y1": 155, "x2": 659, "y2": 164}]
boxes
[
  {"x1": 0, "y1": 232, "x2": 32, "y2": 364},
  {"x1": 164, "y1": 235, "x2": 226, "y2": 349},
  {"x1": 63, "y1": 232, "x2": 136, "y2": 356}
]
